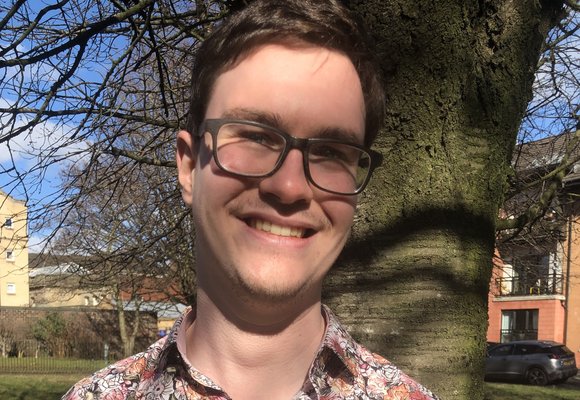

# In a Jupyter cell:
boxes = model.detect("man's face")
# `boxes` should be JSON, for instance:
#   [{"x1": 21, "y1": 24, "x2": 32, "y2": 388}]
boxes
[{"x1": 177, "y1": 44, "x2": 366, "y2": 307}]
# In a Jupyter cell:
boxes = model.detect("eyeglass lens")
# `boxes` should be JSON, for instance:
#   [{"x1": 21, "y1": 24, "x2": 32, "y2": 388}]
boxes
[{"x1": 213, "y1": 122, "x2": 370, "y2": 194}]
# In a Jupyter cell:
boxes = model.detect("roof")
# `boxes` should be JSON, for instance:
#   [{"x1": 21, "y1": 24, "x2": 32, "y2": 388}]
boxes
[
  {"x1": 505, "y1": 340, "x2": 562, "y2": 347},
  {"x1": 29, "y1": 262, "x2": 87, "y2": 277},
  {"x1": 28, "y1": 252, "x2": 189, "y2": 305},
  {"x1": 512, "y1": 132, "x2": 580, "y2": 189},
  {"x1": 0, "y1": 188, "x2": 26, "y2": 204},
  {"x1": 28, "y1": 252, "x2": 93, "y2": 271},
  {"x1": 513, "y1": 132, "x2": 580, "y2": 171},
  {"x1": 116, "y1": 300, "x2": 188, "y2": 319}
]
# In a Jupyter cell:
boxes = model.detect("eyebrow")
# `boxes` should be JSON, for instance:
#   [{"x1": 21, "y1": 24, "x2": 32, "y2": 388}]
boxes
[
  {"x1": 314, "y1": 127, "x2": 362, "y2": 144},
  {"x1": 220, "y1": 107, "x2": 363, "y2": 144},
  {"x1": 221, "y1": 108, "x2": 282, "y2": 128}
]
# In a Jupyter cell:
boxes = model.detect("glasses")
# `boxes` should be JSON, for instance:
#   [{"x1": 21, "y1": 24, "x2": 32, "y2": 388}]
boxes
[{"x1": 196, "y1": 119, "x2": 383, "y2": 195}]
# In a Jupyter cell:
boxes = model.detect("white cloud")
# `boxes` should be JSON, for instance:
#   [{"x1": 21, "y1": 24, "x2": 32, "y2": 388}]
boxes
[
  {"x1": 0, "y1": 96, "x2": 91, "y2": 247},
  {"x1": 0, "y1": 98, "x2": 88, "y2": 165},
  {"x1": 28, "y1": 233, "x2": 48, "y2": 254}
]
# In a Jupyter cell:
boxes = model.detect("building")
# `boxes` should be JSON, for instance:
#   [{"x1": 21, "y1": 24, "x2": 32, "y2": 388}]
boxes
[
  {"x1": 29, "y1": 252, "x2": 186, "y2": 335},
  {"x1": 0, "y1": 189, "x2": 29, "y2": 307},
  {"x1": 28, "y1": 253, "x2": 109, "y2": 308},
  {"x1": 487, "y1": 133, "x2": 580, "y2": 365}
]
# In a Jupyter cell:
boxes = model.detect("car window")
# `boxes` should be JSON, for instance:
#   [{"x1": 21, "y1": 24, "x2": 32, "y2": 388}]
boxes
[
  {"x1": 514, "y1": 344, "x2": 539, "y2": 355},
  {"x1": 489, "y1": 344, "x2": 513, "y2": 356},
  {"x1": 545, "y1": 345, "x2": 572, "y2": 355}
]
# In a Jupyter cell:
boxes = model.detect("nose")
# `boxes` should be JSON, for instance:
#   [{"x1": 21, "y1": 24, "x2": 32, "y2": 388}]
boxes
[{"x1": 259, "y1": 149, "x2": 314, "y2": 205}]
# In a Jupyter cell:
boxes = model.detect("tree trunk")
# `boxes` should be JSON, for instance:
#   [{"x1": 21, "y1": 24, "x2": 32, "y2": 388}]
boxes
[
  {"x1": 129, "y1": 307, "x2": 141, "y2": 357},
  {"x1": 115, "y1": 285, "x2": 136, "y2": 358},
  {"x1": 324, "y1": 1, "x2": 564, "y2": 398}
]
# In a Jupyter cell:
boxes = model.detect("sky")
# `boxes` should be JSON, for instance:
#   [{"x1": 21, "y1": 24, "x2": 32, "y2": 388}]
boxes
[
  {"x1": 1, "y1": 1, "x2": 578, "y2": 252},
  {"x1": 0, "y1": 42, "x2": 94, "y2": 252},
  {"x1": 0, "y1": 0, "x2": 128, "y2": 252},
  {"x1": 0, "y1": 110, "x2": 87, "y2": 252}
]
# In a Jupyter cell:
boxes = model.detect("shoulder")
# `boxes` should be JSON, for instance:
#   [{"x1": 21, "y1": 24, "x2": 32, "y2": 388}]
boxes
[{"x1": 61, "y1": 338, "x2": 166, "y2": 400}]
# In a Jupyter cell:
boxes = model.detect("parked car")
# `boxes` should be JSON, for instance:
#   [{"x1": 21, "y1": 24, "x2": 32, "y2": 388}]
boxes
[{"x1": 485, "y1": 340, "x2": 578, "y2": 385}]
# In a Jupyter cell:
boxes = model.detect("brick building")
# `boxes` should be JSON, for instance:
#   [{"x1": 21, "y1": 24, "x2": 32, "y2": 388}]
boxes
[{"x1": 487, "y1": 133, "x2": 580, "y2": 365}]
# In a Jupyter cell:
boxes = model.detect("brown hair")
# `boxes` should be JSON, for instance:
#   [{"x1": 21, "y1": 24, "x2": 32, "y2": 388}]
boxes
[{"x1": 185, "y1": 0, "x2": 384, "y2": 147}]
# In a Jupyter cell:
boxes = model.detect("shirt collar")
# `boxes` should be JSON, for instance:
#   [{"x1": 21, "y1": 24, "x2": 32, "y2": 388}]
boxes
[
  {"x1": 156, "y1": 306, "x2": 191, "y2": 376},
  {"x1": 157, "y1": 304, "x2": 360, "y2": 381},
  {"x1": 316, "y1": 304, "x2": 361, "y2": 379}
]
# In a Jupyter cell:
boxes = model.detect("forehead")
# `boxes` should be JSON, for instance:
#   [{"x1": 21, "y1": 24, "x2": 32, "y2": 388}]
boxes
[{"x1": 205, "y1": 44, "x2": 366, "y2": 141}]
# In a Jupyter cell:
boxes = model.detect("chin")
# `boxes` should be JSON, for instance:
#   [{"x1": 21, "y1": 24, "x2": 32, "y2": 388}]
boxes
[{"x1": 235, "y1": 275, "x2": 316, "y2": 304}]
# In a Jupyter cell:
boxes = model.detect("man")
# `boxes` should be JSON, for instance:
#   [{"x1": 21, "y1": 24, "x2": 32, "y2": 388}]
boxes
[{"x1": 64, "y1": 1, "x2": 438, "y2": 399}]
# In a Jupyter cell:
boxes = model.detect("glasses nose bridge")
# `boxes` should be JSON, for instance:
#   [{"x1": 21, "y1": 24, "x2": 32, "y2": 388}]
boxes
[
  {"x1": 278, "y1": 134, "x2": 310, "y2": 170},
  {"x1": 271, "y1": 132, "x2": 310, "y2": 179},
  {"x1": 285, "y1": 134, "x2": 310, "y2": 154}
]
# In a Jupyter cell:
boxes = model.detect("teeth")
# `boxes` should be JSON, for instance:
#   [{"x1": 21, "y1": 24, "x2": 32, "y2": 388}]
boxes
[{"x1": 252, "y1": 219, "x2": 305, "y2": 238}]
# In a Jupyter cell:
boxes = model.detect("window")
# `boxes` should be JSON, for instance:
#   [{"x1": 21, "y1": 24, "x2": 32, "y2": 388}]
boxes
[
  {"x1": 6, "y1": 250, "x2": 14, "y2": 261},
  {"x1": 489, "y1": 344, "x2": 513, "y2": 357},
  {"x1": 6, "y1": 283, "x2": 16, "y2": 295},
  {"x1": 501, "y1": 309, "x2": 538, "y2": 342},
  {"x1": 502, "y1": 253, "x2": 563, "y2": 296},
  {"x1": 543, "y1": 345, "x2": 573, "y2": 356},
  {"x1": 4, "y1": 218, "x2": 12, "y2": 229},
  {"x1": 514, "y1": 344, "x2": 540, "y2": 355}
]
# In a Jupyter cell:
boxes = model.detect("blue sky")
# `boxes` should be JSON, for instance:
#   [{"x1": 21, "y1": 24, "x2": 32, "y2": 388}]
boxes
[{"x1": 1, "y1": 2, "x2": 578, "y2": 252}]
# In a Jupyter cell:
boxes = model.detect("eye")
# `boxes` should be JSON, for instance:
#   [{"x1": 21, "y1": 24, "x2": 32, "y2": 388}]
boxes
[
  {"x1": 239, "y1": 130, "x2": 272, "y2": 144},
  {"x1": 320, "y1": 146, "x2": 346, "y2": 160},
  {"x1": 228, "y1": 125, "x2": 283, "y2": 148},
  {"x1": 310, "y1": 143, "x2": 357, "y2": 163}
]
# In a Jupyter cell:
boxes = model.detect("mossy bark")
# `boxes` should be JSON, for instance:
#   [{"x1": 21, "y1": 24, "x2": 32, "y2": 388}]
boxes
[{"x1": 324, "y1": 1, "x2": 564, "y2": 398}]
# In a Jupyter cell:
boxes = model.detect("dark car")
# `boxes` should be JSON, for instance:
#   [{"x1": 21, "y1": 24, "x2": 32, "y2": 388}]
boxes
[{"x1": 485, "y1": 340, "x2": 578, "y2": 385}]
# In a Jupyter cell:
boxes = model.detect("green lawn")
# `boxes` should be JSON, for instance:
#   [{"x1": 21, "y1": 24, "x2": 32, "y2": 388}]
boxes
[
  {"x1": 0, "y1": 375, "x2": 82, "y2": 400},
  {"x1": 484, "y1": 382, "x2": 580, "y2": 400},
  {"x1": 1, "y1": 375, "x2": 579, "y2": 400}
]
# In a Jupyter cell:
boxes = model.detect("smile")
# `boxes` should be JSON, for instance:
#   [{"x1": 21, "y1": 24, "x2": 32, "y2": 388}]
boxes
[{"x1": 249, "y1": 219, "x2": 306, "y2": 238}]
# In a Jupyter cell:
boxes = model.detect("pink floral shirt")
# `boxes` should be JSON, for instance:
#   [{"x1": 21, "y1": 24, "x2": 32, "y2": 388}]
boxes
[{"x1": 62, "y1": 305, "x2": 438, "y2": 399}]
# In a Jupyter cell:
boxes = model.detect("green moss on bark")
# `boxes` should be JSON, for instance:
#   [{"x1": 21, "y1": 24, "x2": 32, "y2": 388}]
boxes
[{"x1": 324, "y1": 1, "x2": 565, "y2": 399}]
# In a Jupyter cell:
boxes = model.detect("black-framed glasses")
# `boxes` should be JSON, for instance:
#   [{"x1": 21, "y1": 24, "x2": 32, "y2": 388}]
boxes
[{"x1": 195, "y1": 119, "x2": 383, "y2": 195}]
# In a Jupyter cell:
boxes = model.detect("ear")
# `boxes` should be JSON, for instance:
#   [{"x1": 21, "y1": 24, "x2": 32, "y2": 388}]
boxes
[{"x1": 176, "y1": 130, "x2": 196, "y2": 206}]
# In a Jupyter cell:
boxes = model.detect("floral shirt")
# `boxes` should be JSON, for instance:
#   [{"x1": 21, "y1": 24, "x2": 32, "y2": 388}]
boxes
[{"x1": 62, "y1": 305, "x2": 438, "y2": 399}]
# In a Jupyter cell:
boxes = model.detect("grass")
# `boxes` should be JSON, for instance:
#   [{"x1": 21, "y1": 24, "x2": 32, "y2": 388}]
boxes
[
  {"x1": 1, "y1": 375, "x2": 579, "y2": 399},
  {"x1": 0, "y1": 375, "x2": 84, "y2": 400},
  {"x1": 484, "y1": 382, "x2": 580, "y2": 400},
  {"x1": 0, "y1": 357, "x2": 107, "y2": 374}
]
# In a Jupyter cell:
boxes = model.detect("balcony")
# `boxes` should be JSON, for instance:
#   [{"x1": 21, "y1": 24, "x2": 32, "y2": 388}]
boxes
[
  {"x1": 500, "y1": 329, "x2": 538, "y2": 343},
  {"x1": 495, "y1": 272, "x2": 563, "y2": 297}
]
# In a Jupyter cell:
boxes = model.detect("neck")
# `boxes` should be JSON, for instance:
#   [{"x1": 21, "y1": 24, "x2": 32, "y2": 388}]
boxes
[{"x1": 185, "y1": 289, "x2": 326, "y2": 400}]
